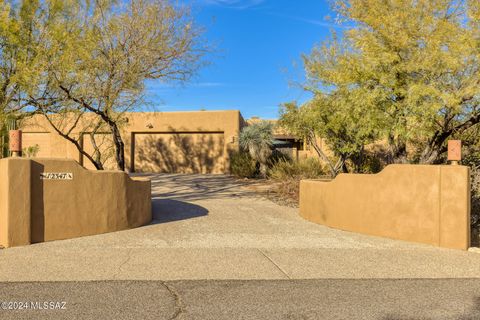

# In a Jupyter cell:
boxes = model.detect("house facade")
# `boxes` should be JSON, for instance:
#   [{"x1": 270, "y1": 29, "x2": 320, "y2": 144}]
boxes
[{"x1": 19, "y1": 110, "x2": 245, "y2": 174}]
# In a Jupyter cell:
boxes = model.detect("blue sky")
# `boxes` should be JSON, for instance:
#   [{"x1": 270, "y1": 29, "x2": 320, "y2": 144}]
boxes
[{"x1": 145, "y1": 0, "x2": 340, "y2": 119}]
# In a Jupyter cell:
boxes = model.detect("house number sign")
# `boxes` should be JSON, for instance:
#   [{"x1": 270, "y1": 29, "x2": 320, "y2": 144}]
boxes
[{"x1": 40, "y1": 172, "x2": 73, "y2": 180}]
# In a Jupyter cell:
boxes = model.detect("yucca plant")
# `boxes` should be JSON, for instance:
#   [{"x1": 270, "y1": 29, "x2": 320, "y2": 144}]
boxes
[{"x1": 239, "y1": 121, "x2": 273, "y2": 178}]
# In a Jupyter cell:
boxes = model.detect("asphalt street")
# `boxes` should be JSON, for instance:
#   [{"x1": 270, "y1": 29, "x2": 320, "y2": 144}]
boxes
[{"x1": 0, "y1": 279, "x2": 479, "y2": 320}]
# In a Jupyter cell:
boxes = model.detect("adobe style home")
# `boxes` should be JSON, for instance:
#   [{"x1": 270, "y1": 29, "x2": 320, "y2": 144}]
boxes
[{"x1": 18, "y1": 110, "x2": 311, "y2": 174}]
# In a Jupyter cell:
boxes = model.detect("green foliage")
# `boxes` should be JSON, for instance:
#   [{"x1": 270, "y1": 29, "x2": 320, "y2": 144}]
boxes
[
  {"x1": 279, "y1": 102, "x2": 343, "y2": 176},
  {"x1": 23, "y1": 144, "x2": 39, "y2": 158},
  {"x1": 462, "y1": 139, "x2": 480, "y2": 235},
  {"x1": 239, "y1": 122, "x2": 273, "y2": 158},
  {"x1": 470, "y1": 164, "x2": 480, "y2": 246},
  {"x1": 289, "y1": 0, "x2": 480, "y2": 168},
  {"x1": 280, "y1": 99, "x2": 379, "y2": 175},
  {"x1": 349, "y1": 147, "x2": 389, "y2": 174},
  {"x1": 239, "y1": 122, "x2": 273, "y2": 177},
  {"x1": 279, "y1": 102, "x2": 318, "y2": 142},
  {"x1": 230, "y1": 151, "x2": 257, "y2": 178},
  {"x1": 471, "y1": 166, "x2": 480, "y2": 224},
  {"x1": 0, "y1": 116, "x2": 17, "y2": 157},
  {"x1": 0, "y1": 0, "x2": 206, "y2": 170}
]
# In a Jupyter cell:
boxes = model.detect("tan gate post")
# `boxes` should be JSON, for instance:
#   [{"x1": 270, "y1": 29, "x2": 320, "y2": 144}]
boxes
[
  {"x1": 447, "y1": 140, "x2": 461, "y2": 165},
  {"x1": 9, "y1": 130, "x2": 22, "y2": 157}
]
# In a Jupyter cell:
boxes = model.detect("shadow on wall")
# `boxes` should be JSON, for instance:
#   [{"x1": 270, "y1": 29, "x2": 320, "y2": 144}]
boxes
[
  {"x1": 151, "y1": 198, "x2": 208, "y2": 224},
  {"x1": 30, "y1": 161, "x2": 45, "y2": 243},
  {"x1": 135, "y1": 131, "x2": 224, "y2": 174}
]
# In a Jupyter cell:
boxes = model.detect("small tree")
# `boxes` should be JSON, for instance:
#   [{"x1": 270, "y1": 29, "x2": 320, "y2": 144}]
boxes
[
  {"x1": 0, "y1": 0, "x2": 44, "y2": 132},
  {"x1": 11, "y1": 0, "x2": 205, "y2": 170},
  {"x1": 239, "y1": 121, "x2": 273, "y2": 178},
  {"x1": 280, "y1": 94, "x2": 379, "y2": 176}
]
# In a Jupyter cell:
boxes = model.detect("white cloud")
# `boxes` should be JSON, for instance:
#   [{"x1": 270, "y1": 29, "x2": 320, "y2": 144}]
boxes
[
  {"x1": 198, "y1": 0, "x2": 266, "y2": 10},
  {"x1": 145, "y1": 81, "x2": 226, "y2": 90},
  {"x1": 268, "y1": 12, "x2": 349, "y2": 29},
  {"x1": 194, "y1": 82, "x2": 225, "y2": 87}
]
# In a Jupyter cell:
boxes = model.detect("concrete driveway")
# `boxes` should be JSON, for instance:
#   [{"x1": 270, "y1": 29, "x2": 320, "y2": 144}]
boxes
[
  {"x1": 2, "y1": 174, "x2": 480, "y2": 319},
  {"x1": 1, "y1": 173, "x2": 480, "y2": 281}
]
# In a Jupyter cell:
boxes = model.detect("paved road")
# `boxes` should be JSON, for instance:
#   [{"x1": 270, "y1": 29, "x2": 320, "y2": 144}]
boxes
[{"x1": 0, "y1": 279, "x2": 480, "y2": 319}]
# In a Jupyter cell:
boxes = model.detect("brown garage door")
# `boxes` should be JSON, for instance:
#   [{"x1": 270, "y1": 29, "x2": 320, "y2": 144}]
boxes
[{"x1": 133, "y1": 132, "x2": 225, "y2": 174}]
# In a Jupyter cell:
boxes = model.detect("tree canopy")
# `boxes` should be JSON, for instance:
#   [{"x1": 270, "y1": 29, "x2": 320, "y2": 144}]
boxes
[
  {"x1": 0, "y1": 0, "x2": 205, "y2": 170},
  {"x1": 281, "y1": 0, "x2": 480, "y2": 172}
]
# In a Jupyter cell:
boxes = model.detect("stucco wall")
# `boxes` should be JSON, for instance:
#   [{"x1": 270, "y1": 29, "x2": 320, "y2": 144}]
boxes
[
  {"x1": 19, "y1": 110, "x2": 243, "y2": 173},
  {"x1": 0, "y1": 158, "x2": 151, "y2": 248},
  {"x1": 299, "y1": 165, "x2": 471, "y2": 250}
]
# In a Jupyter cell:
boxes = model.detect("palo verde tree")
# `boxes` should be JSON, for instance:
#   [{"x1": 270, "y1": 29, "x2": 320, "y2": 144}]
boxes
[
  {"x1": 279, "y1": 101, "x2": 343, "y2": 176},
  {"x1": 14, "y1": 0, "x2": 205, "y2": 170},
  {"x1": 287, "y1": 0, "x2": 480, "y2": 166},
  {"x1": 0, "y1": 0, "x2": 45, "y2": 144},
  {"x1": 280, "y1": 91, "x2": 379, "y2": 176}
]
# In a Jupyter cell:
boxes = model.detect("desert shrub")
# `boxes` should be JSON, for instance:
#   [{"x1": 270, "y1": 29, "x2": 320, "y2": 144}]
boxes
[
  {"x1": 23, "y1": 144, "x2": 40, "y2": 158},
  {"x1": 358, "y1": 148, "x2": 388, "y2": 174},
  {"x1": 471, "y1": 165, "x2": 480, "y2": 245},
  {"x1": 267, "y1": 158, "x2": 329, "y2": 203},
  {"x1": 230, "y1": 151, "x2": 257, "y2": 178},
  {"x1": 266, "y1": 149, "x2": 291, "y2": 167},
  {"x1": 463, "y1": 148, "x2": 480, "y2": 245},
  {"x1": 269, "y1": 157, "x2": 327, "y2": 180}
]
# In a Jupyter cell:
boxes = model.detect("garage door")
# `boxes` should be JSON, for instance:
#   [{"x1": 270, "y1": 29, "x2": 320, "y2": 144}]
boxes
[{"x1": 133, "y1": 132, "x2": 225, "y2": 174}]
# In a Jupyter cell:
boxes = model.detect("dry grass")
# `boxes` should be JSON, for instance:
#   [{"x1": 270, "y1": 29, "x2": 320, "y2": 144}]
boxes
[{"x1": 267, "y1": 158, "x2": 331, "y2": 205}]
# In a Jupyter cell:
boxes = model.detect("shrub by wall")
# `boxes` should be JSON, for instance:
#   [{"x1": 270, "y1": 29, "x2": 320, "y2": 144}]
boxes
[
  {"x1": 230, "y1": 151, "x2": 257, "y2": 178},
  {"x1": 471, "y1": 165, "x2": 480, "y2": 246},
  {"x1": 268, "y1": 158, "x2": 328, "y2": 202}
]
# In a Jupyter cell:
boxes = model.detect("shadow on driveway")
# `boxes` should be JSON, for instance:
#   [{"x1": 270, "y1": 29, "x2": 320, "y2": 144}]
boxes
[
  {"x1": 133, "y1": 173, "x2": 257, "y2": 201},
  {"x1": 151, "y1": 198, "x2": 208, "y2": 224}
]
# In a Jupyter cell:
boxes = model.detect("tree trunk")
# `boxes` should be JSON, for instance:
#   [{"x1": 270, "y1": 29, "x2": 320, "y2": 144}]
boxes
[
  {"x1": 387, "y1": 133, "x2": 408, "y2": 164},
  {"x1": 341, "y1": 161, "x2": 349, "y2": 173},
  {"x1": 419, "y1": 131, "x2": 450, "y2": 164},
  {"x1": 89, "y1": 120, "x2": 103, "y2": 166},
  {"x1": 259, "y1": 163, "x2": 268, "y2": 179},
  {"x1": 43, "y1": 113, "x2": 105, "y2": 170},
  {"x1": 420, "y1": 110, "x2": 480, "y2": 163},
  {"x1": 58, "y1": 86, "x2": 127, "y2": 171},
  {"x1": 307, "y1": 131, "x2": 338, "y2": 177},
  {"x1": 351, "y1": 146, "x2": 365, "y2": 173},
  {"x1": 109, "y1": 121, "x2": 125, "y2": 171}
]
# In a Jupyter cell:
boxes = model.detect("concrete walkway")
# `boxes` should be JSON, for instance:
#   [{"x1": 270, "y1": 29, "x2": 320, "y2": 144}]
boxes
[{"x1": 1, "y1": 174, "x2": 480, "y2": 281}]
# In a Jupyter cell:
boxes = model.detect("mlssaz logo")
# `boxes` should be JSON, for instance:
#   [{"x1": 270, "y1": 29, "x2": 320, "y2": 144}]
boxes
[{"x1": 40, "y1": 172, "x2": 73, "y2": 180}]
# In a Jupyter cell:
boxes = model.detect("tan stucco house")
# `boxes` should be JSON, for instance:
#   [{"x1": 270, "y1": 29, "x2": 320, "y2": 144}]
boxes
[{"x1": 19, "y1": 110, "x2": 246, "y2": 174}]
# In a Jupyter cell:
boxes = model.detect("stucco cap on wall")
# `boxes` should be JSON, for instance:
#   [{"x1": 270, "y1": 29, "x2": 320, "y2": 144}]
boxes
[{"x1": 302, "y1": 164, "x2": 470, "y2": 185}]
